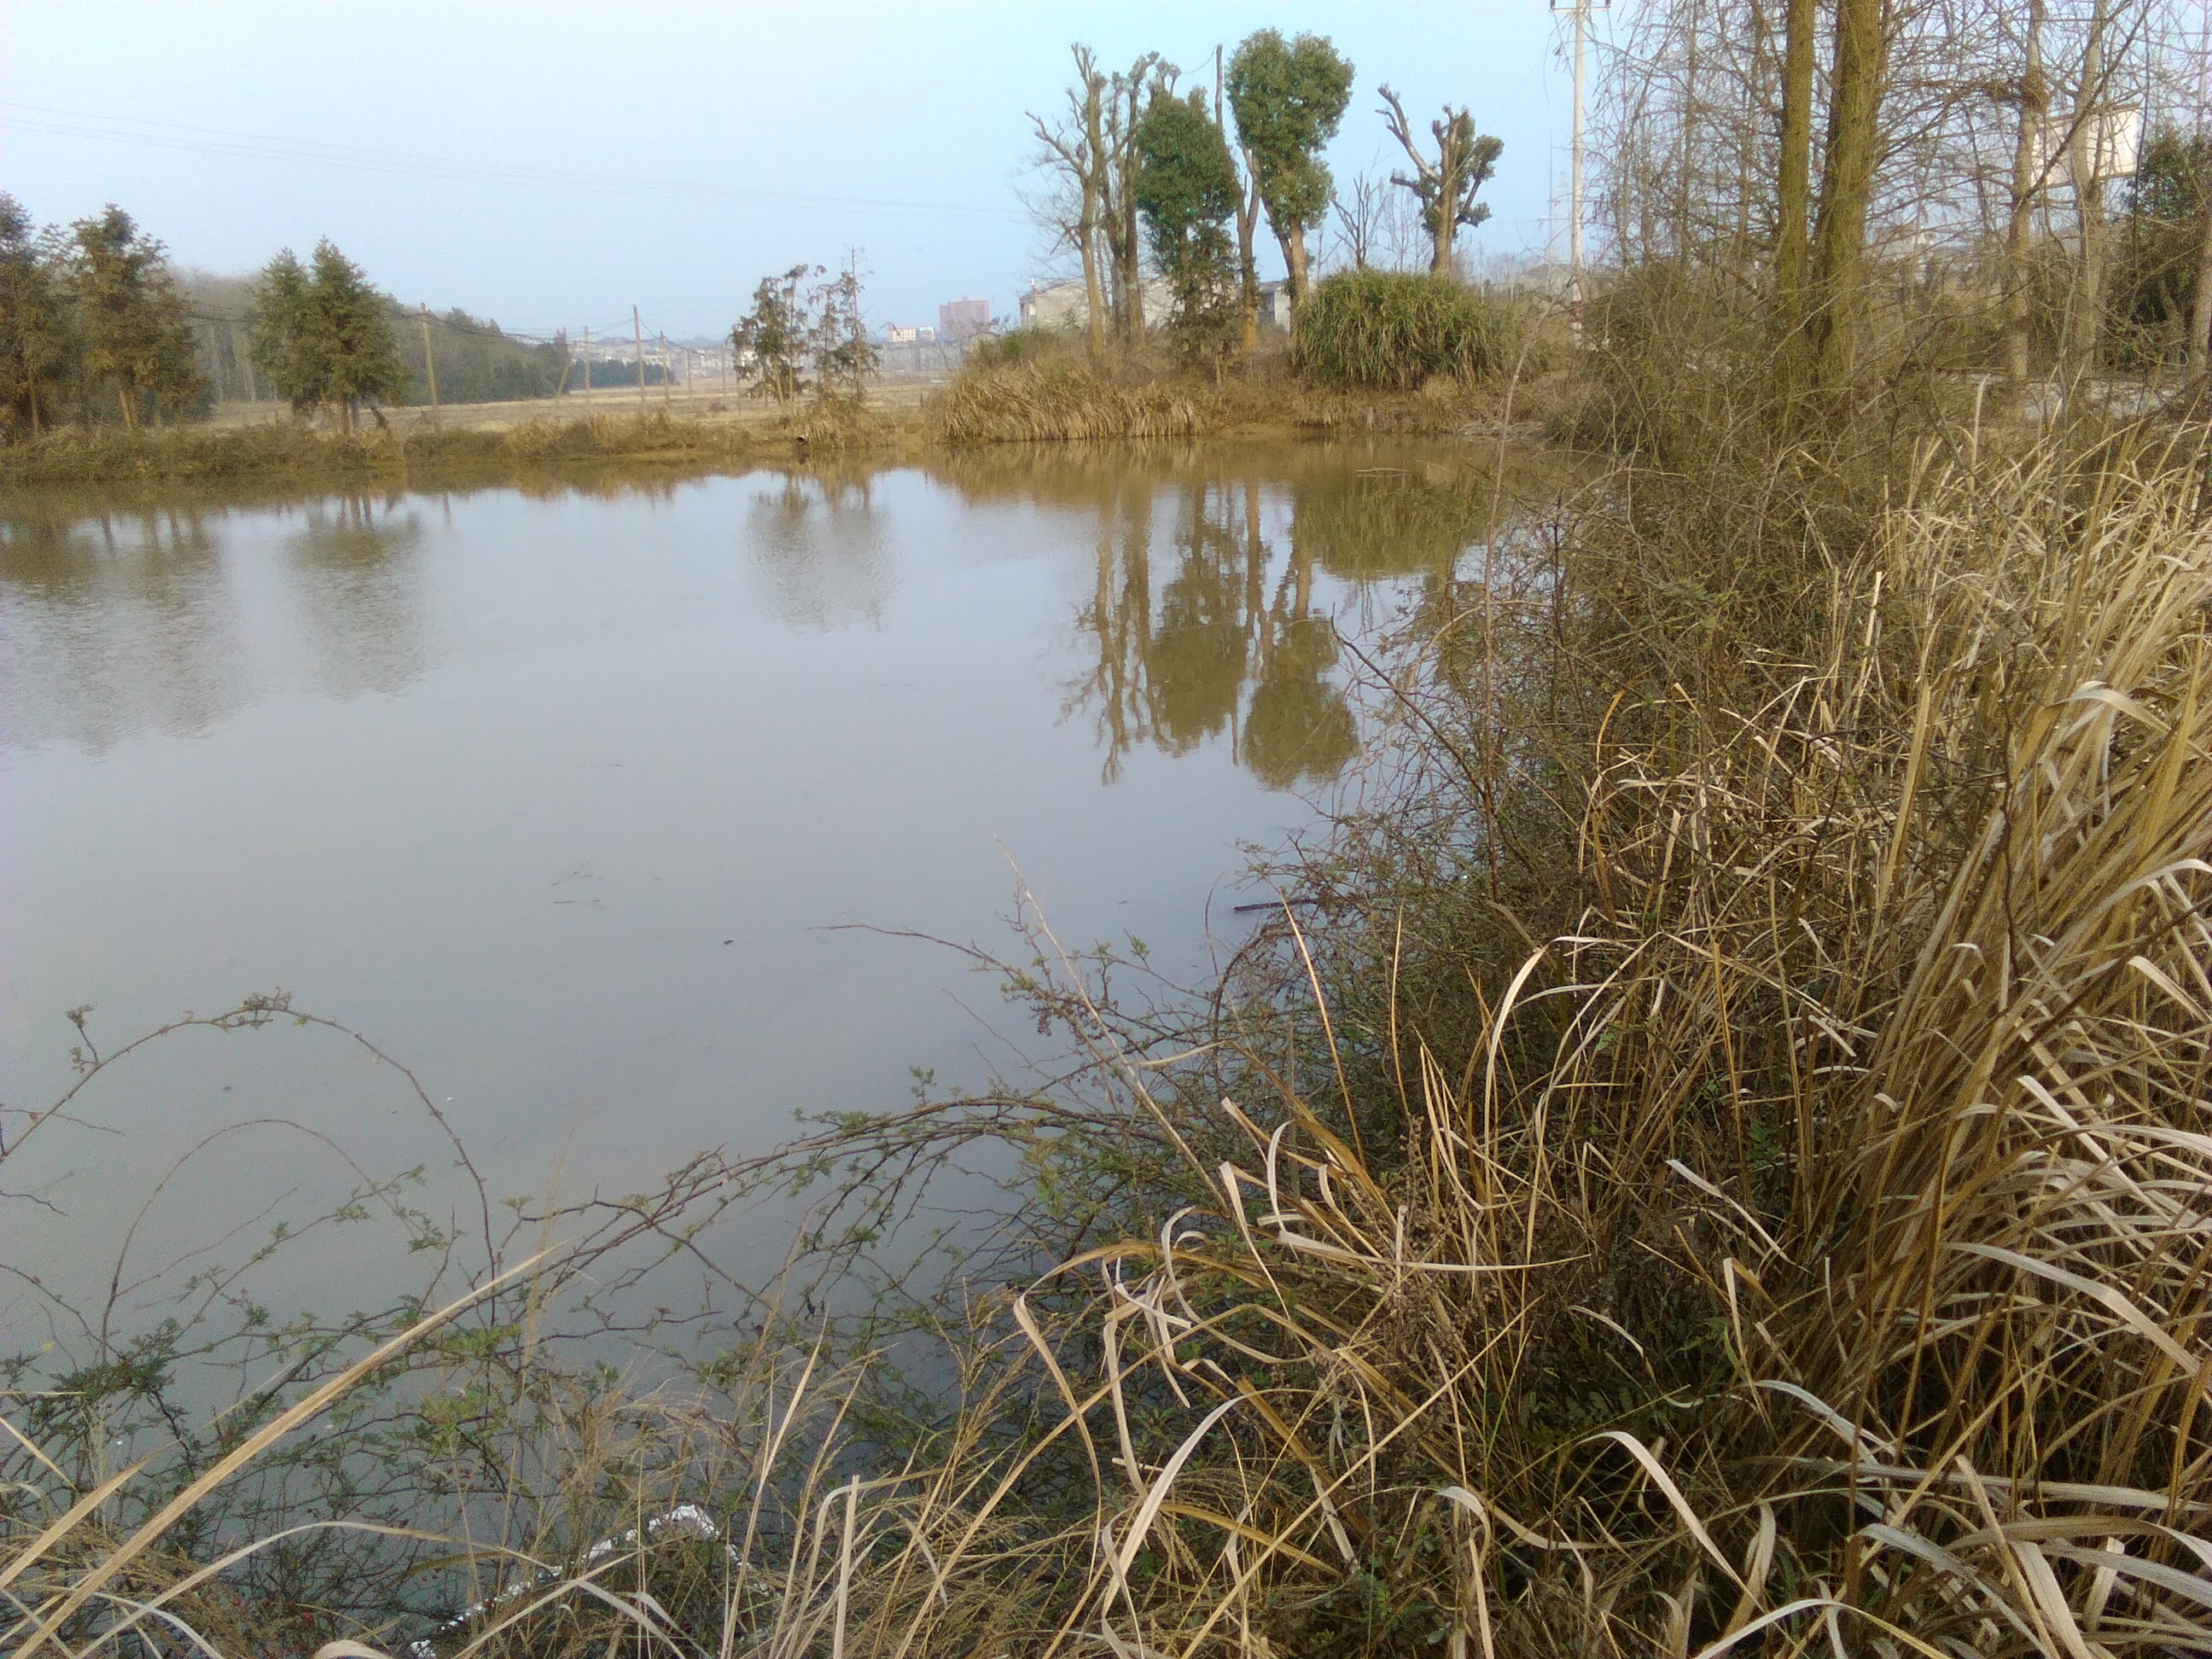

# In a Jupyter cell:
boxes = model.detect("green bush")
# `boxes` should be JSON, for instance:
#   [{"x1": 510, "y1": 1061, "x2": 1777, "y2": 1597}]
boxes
[
  {"x1": 1290, "y1": 270, "x2": 1512, "y2": 389},
  {"x1": 965, "y1": 326, "x2": 1081, "y2": 370}
]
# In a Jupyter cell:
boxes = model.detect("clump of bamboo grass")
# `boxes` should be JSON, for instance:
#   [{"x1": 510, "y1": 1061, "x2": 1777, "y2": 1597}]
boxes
[{"x1": 1292, "y1": 271, "x2": 1521, "y2": 392}]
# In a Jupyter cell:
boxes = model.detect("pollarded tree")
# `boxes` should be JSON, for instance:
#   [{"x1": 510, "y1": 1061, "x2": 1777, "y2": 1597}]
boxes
[
  {"x1": 1226, "y1": 31, "x2": 1354, "y2": 309},
  {"x1": 247, "y1": 240, "x2": 409, "y2": 432},
  {"x1": 1134, "y1": 84, "x2": 1243, "y2": 371},
  {"x1": 0, "y1": 195, "x2": 73, "y2": 438},
  {"x1": 1377, "y1": 89, "x2": 1503, "y2": 276},
  {"x1": 70, "y1": 205, "x2": 202, "y2": 430}
]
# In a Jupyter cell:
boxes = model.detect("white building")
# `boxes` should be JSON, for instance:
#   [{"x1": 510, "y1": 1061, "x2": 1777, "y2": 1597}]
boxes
[
  {"x1": 1019, "y1": 276, "x2": 1300, "y2": 333},
  {"x1": 1019, "y1": 278, "x2": 1172, "y2": 333}
]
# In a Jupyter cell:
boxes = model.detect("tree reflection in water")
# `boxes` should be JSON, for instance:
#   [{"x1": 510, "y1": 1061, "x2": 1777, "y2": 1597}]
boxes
[{"x1": 1046, "y1": 452, "x2": 1491, "y2": 789}]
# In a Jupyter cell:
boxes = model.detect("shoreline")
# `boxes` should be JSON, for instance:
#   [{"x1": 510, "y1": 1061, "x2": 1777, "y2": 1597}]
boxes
[{"x1": 0, "y1": 367, "x2": 1563, "y2": 492}]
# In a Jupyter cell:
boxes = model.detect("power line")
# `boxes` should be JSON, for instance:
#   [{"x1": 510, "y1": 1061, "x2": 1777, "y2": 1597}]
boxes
[{"x1": 2, "y1": 101, "x2": 1027, "y2": 222}]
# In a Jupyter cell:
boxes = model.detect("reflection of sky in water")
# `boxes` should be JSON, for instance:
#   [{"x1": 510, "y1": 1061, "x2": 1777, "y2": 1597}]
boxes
[{"x1": 0, "y1": 445, "x2": 1510, "y2": 1330}]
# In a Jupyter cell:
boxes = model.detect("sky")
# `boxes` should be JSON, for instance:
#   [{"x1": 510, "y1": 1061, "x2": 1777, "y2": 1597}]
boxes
[{"x1": 3, "y1": 2, "x2": 1590, "y2": 341}]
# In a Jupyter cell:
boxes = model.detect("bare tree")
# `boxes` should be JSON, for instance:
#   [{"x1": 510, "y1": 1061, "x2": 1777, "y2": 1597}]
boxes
[
  {"x1": 1328, "y1": 172, "x2": 1390, "y2": 272},
  {"x1": 1101, "y1": 55, "x2": 1167, "y2": 346},
  {"x1": 1028, "y1": 46, "x2": 1110, "y2": 354}
]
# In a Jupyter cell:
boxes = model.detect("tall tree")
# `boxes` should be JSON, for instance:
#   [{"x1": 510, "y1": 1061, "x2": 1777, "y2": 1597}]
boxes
[
  {"x1": 2062, "y1": 0, "x2": 2114, "y2": 387},
  {"x1": 1226, "y1": 30, "x2": 1355, "y2": 308},
  {"x1": 1134, "y1": 84, "x2": 1243, "y2": 371},
  {"x1": 1030, "y1": 45, "x2": 1110, "y2": 354},
  {"x1": 2002, "y1": 0, "x2": 2049, "y2": 399},
  {"x1": 1377, "y1": 89, "x2": 1503, "y2": 276},
  {"x1": 0, "y1": 195, "x2": 72, "y2": 437},
  {"x1": 70, "y1": 205, "x2": 201, "y2": 431},
  {"x1": 1773, "y1": 0, "x2": 1817, "y2": 331},
  {"x1": 1100, "y1": 55, "x2": 1166, "y2": 346}
]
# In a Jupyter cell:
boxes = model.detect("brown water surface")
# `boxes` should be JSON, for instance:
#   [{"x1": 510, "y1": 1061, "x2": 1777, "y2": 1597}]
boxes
[{"x1": 0, "y1": 441, "x2": 1511, "y2": 1318}]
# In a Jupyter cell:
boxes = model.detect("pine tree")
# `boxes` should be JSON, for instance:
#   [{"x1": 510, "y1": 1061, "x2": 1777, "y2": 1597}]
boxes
[
  {"x1": 308, "y1": 241, "x2": 408, "y2": 431},
  {"x1": 247, "y1": 240, "x2": 408, "y2": 431}
]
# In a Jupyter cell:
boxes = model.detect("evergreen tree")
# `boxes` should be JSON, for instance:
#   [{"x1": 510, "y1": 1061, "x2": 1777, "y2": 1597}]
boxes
[
  {"x1": 247, "y1": 240, "x2": 408, "y2": 431},
  {"x1": 70, "y1": 205, "x2": 201, "y2": 430},
  {"x1": 1133, "y1": 85, "x2": 1243, "y2": 372},
  {"x1": 732, "y1": 265, "x2": 816, "y2": 405},
  {"x1": 1226, "y1": 31, "x2": 1354, "y2": 308},
  {"x1": 0, "y1": 195, "x2": 73, "y2": 438},
  {"x1": 247, "y1": 248, "x2": 316, "y2": 410},
  {"x1": 309, "y1": 241, "x2": 408, "y2": 430}
]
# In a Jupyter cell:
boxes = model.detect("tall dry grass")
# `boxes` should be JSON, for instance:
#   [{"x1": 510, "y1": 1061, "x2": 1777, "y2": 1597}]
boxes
[{"x1": 1008, "y1": 439, "x2": 2212, "y2": 1655}]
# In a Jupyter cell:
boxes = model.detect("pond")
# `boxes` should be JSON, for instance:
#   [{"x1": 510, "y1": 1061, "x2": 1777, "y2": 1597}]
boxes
[{"x1": 0, "y1": 441, "x2": 1515, "y2": 1323}]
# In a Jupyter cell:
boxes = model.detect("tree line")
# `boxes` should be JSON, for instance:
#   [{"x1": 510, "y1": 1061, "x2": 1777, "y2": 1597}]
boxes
[
  {"x1": 0, "y1": 199, "x2": 203, "y2": 435},
  {"x1": 0, "y1": 198, "x2": 605, "y2": 442},
  {"x1": 1027, "y1": 31, "x2": 1502, "y2": 369},
  {"x1": 1596, "y1": 0, "x2": 2212, "y2": 400}
]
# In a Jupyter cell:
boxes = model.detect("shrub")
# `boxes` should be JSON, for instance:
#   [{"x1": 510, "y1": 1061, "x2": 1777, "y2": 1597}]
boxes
[
  {"x1": 1291, "y1": 268, "x2": 1513, "y2": 389},
  {"x1": 964, "y1": 326, "x2": 1080, "y2": 370}
]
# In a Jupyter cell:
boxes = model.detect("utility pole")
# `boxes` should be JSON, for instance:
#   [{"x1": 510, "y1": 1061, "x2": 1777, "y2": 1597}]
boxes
[
  {"x1": 583, "y1": 324, "x2": 592, "y2": 405},
  {"x1": 419, "y1": 304, "x2": 441, "y2": 425},
  {"x1": 634, "y1": 306, "x2": 647, "y2": 408},
  {"x1": 660, "y1": 331, "x2": 672, "y2": 407},
  {"x1": 1551, "y1": 0, "x2": 1605, "y2": 317}
]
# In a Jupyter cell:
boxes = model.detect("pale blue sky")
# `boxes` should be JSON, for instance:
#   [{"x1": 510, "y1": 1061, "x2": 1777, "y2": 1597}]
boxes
[{"x1": 3, "y1": 2, "x2": 1585, "y2": 340}]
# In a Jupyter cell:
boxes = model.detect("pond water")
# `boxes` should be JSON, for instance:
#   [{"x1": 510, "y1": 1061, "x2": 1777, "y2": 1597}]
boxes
[{"x1": 0, "y1": 441, "x2": 1509, "y2": 1322}]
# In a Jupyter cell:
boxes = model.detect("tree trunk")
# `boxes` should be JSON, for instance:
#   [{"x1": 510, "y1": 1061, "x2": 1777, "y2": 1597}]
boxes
[
  {"x1": 118, "y1": 381, "x2": 137, "y2": 433},
  {"x1": 2064, "y1": 0, "x2": 2110, "y2": 392},
  {"x1": 1236, "y1": 165, "x2": 1260, "y2": 348},
  {"x1": 1773, "y1": 0, "x2": 1816, "y2": 322},
  {"x1": 1283, "y1": 218, "x2": 1311, "y2": 311},
  {"x1": 1805, "y1": 0, "x2": 1888, "y2": 393},
  {"x1": 1079, "y1": 196, "x2": 1105, "y2": 356},
  {"x1": 2190, "y1": 144, "x2": 2212, "y2": 384},
  {"x1": 2005, "y1": 0, "x2": 2047, "y2": 405}
]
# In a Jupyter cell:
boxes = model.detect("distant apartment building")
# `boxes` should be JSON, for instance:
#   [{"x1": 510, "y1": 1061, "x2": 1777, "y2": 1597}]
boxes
[
  {"x1": 884, "y1": 323, "x2": 919, "y2": 344},
  {"x1": 937, "y1": 298, "x2": 991, "y2": 341}
]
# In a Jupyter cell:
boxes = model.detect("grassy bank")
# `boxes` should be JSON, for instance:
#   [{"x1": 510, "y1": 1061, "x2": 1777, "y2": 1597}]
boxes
[{"x1": 0, "y1": 404, "x2": 903, "y2": 488}]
